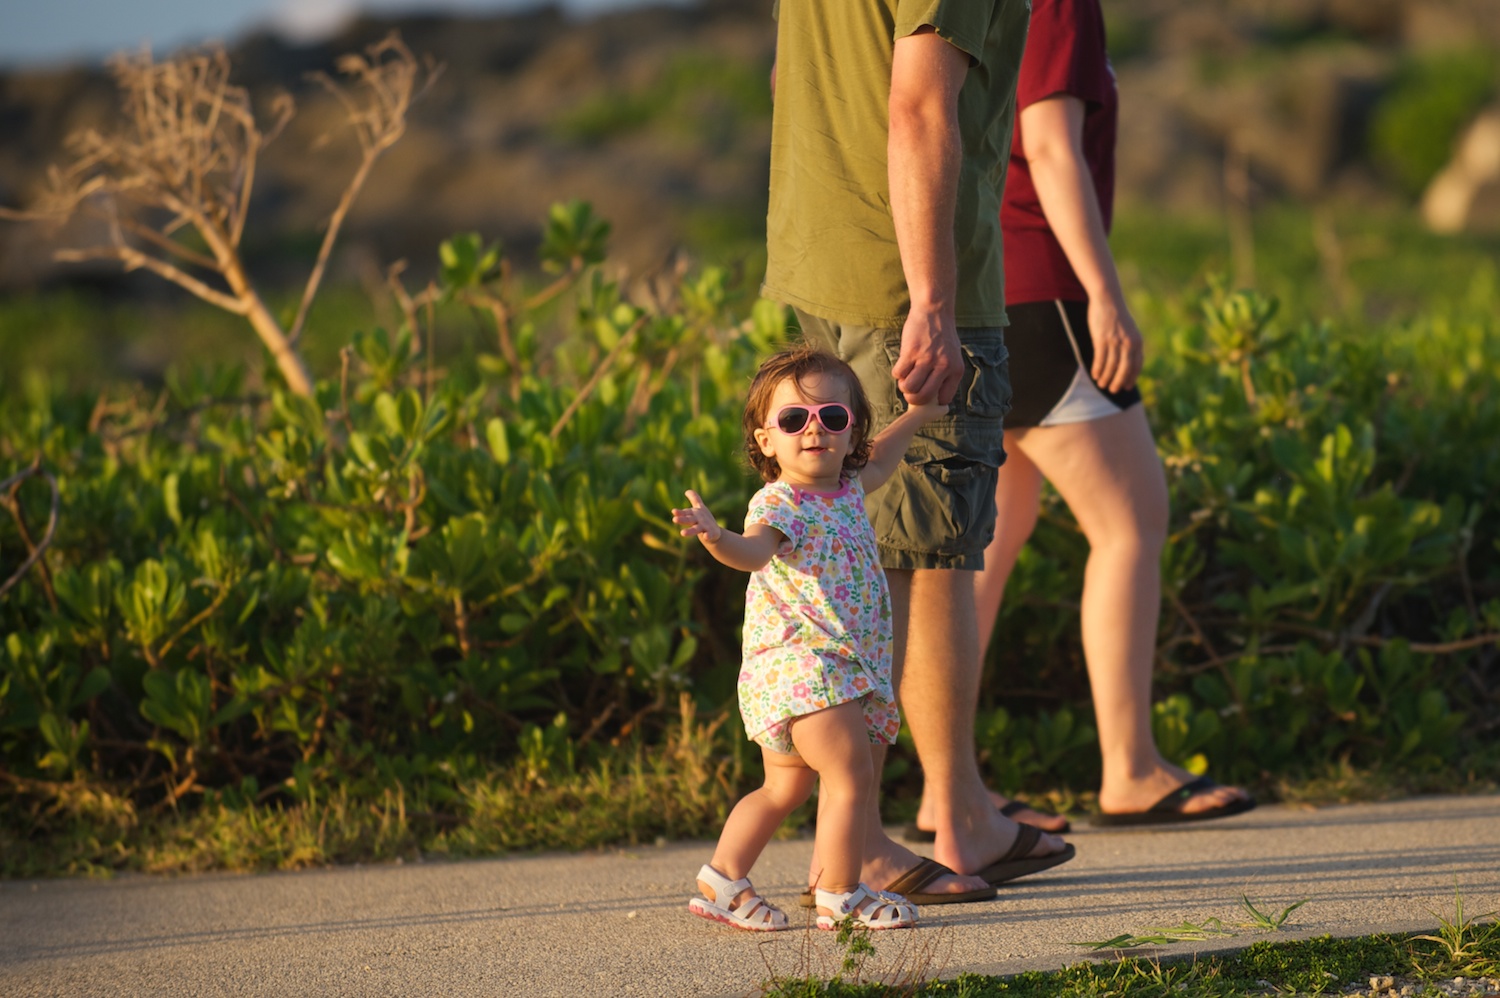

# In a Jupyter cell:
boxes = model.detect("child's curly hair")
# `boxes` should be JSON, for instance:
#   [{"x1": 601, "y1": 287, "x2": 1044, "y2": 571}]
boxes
[{"x1": 743, "y1": 348, "x2": 873, "y2": 482}]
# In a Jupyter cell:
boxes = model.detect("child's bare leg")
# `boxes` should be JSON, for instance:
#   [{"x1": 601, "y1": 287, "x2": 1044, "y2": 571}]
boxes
[
  {"x1": 789, "y1": 700, "x2": 876, "y2": 918},
  {"x1": 700, "y1": 746, "x2": 815, "y2": 905}
]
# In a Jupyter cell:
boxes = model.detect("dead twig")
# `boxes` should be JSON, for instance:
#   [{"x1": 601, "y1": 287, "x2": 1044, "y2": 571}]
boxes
[
  {"x1": 1, "y1": 37, "x2": 435, "y2": 399},
  {"x1": 549, "y1": 314, "x2": 648, "y2": 440},
  {"x1": 1, "y1": 461, "x2": 61, "y2": 603},
  {"x1": 290, "y1": 34, "x2": 441, "y2": 347}
]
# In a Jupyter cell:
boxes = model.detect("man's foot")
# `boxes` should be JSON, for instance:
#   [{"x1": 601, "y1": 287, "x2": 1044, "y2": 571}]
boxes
[{"x1": 1097, "y1": 761, "x2": 1251, "y2": 819}]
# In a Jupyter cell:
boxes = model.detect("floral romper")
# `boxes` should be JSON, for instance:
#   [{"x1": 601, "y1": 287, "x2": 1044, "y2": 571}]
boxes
[{"x1": 738, "y1": 475, "x2": 900, "y2": 755}]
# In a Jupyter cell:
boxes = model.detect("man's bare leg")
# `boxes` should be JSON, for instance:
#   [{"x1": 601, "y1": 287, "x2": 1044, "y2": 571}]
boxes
[
  {"x1": 911, "y1": 446, "x2": 1070, "y2": 834},
  {"x1": 892, "y1": 567, "x2": 1067, "y2": 876}
]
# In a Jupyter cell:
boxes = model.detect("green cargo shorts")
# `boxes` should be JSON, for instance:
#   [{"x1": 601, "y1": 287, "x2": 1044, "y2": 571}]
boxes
[{"x1": 795, "y1": 309, "x2": 1012, "y2": 571}]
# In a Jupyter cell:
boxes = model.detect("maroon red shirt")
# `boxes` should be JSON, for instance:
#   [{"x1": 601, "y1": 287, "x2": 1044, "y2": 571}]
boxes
[{"x1": 1000, "y1": 0, "x2": 1118, "y2": 305}]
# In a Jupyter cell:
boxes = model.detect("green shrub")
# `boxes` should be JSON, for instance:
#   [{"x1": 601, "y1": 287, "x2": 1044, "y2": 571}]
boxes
[
  {"x1": 974, "y1": 280, "x2": 1500, "y2": 792},
  {"x1": 2, "y1": 203, "x2": 1498, "y2": 872},
  {"x1": 1, "y1": 202, "x2": 784, "y2": 856}
]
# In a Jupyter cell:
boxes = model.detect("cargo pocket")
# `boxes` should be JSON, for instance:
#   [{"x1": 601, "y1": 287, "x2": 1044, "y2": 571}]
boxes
[
  {"x1": 878, "y1": 330, "x2": 910, "y2": 417},
  {"x1": 962, "y1": 338, "x2": 1012, "y2": 419}
]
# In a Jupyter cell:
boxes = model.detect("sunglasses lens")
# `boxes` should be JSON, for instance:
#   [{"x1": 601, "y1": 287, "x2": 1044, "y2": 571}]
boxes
[
  {"x1": 777, "y1": 407, "x2": 811, "y2": 433},
  {"x1": 820, "y1": 405, "x2": 850, "y2": 432}
]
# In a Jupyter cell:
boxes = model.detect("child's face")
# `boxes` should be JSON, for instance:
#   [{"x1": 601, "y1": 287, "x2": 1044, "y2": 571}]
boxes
[{"x1": 753, "y1": 372, "x2": 855, "y2": 489}]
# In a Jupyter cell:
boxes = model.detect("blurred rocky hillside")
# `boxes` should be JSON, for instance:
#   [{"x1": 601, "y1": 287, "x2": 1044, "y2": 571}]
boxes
[{"x1": 1, "y1": 0, "x2": 1496, "y2": 292}]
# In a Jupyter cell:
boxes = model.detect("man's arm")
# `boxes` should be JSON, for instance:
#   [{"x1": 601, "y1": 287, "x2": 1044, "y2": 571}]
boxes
[
  {"x1": 887, "y1": 27, "x2": 970, "y2": 406},
  {"x1": 1020, "y1": 94, "x2": 1142, "y2": 392}
]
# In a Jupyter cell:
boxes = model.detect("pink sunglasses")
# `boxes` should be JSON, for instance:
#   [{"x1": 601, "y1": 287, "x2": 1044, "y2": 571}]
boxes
[{"x1": 765, "y1": 403, "x2": 853, "y2": 435}]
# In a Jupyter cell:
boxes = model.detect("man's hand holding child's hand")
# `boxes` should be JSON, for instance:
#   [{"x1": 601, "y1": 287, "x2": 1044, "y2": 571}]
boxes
[{"x1": 672, "y1": 489, "x2": 723, "y2": 544}]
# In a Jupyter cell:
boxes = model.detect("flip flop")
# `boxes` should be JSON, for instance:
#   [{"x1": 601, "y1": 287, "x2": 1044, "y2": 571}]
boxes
[
  {"x1": 901, "y1": 799, "x2": 1071, "y2": 842},
  {"x1": 1091, "y1": 776, "x2": 1257, "y2": 827},
  {"x1": 797, "y1": 858, "x2": 997, "y2": 907},
  {"x1": 976, "y1": 823, "x2": 1076, "y2": 886}
]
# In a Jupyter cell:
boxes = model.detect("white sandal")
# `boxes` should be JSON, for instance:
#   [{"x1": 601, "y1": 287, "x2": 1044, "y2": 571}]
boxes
[
  {"x1": 687, "y1": 864, "x2": 789, "y2": 932},
  {"x1": 814, "y1": 883, "x2": 917, "y2": 930}
]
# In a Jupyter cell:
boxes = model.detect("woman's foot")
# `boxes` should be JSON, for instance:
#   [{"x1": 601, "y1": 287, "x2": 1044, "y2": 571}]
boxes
[{"x1": 1097, "y1": 761, "x2": 1251, "y2": 818}]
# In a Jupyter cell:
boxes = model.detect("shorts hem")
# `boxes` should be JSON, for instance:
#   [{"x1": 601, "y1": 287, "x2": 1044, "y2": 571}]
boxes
[{"x1": 878, "y1": 544, "x2": 985, "y2": 572}]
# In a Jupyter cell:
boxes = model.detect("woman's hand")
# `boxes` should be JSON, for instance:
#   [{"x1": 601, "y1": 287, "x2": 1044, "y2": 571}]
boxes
[
  {"x1": 1086, "y1": 295, "x2": 1144, "y2": 393},
  {"x1": 672, "y1": 489, "x2": 723, "y2": 544}
]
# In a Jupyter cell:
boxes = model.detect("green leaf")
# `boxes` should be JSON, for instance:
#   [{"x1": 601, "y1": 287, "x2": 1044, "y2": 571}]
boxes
[
  {"x1": 486, "y1": 417, "x2": 511, "y2": 465},
  {"x1": 499, "y1": 613, "x2": 531, "y2": 634},
  {"x1": 374, "y1": 393, "x2": 402, "y2": 437},
  {"x1": 163, "y1": 473, "x2": 183, "y2": 527},
  {"x1": 79, "y1": 667, "x2": 111, "y2": 702}
]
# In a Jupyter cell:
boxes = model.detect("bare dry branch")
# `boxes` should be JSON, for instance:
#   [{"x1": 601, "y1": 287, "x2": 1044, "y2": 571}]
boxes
[
  {"x1": 55, "y1": 245, "x2": 249, "y2": 314},
  {"x1": 0, "y1": 37, "x2": 428, "y2": 399},
  {"x1": 289, "y1": 34, "x2": 439, "y2": 346},
  {"x1": 0, "y1": 463, "x2": 61, "y2": 602}
]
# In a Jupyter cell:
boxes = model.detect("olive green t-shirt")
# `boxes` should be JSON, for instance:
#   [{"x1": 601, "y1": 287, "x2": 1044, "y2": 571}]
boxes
[{"x1": 763, "y1": 0, "x2": 1031, "y2": 328}]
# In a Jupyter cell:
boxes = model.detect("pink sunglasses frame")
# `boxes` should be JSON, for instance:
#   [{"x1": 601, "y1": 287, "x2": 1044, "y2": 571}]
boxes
[{"x1": 764, "y1": 402, "x2": 853, "y2": 435}]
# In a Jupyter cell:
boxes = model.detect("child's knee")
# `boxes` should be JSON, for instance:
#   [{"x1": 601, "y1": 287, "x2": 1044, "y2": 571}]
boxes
[{"x1": 762, "y1": 768, "x2": 816, "y2": 812}]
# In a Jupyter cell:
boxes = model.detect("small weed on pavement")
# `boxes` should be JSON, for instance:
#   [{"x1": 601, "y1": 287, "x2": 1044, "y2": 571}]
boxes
[
  {"x1": 1078, "y1": 896, "x2": 1307, "y2": 951},
  {"x1": 1412, "y1": 888, "x2": 1500, "y2": 979}
]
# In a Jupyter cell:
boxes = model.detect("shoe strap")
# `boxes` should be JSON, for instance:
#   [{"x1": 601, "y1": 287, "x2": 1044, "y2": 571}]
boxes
[{"x1": 697, "y1": 864, "x2": 751, "y2": 908}]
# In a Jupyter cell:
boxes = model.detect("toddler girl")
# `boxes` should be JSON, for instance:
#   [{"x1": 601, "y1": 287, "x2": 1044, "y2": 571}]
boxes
[{"x1": 673, "y1": 347, "x2": 945, "y2": 931}]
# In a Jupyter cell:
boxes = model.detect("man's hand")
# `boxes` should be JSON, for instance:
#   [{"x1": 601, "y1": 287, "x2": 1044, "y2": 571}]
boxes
[
  {"x1": 892, "y1": 307, "x2": 964, "y2": 405},
  {"x1": 1085, "y1": 296, "x2": 1143, "y2": 393},
  {"x1": 672, "y1": 490, "x2": 722, "y2": 544}
]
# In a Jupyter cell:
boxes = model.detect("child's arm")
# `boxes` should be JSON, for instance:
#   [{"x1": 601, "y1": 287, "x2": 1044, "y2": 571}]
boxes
[
  {"x1": 672, "y1": 489, "x2": 787, "y2": 572},
  {"x1": 861, "y1": 402, "x2": 949, "y2": 492}
]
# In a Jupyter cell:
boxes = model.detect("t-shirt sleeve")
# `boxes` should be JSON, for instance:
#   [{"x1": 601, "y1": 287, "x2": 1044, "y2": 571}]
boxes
[
  {"x1": 1016, "y1": 0, "x2": 1111, "y2": 111},
  {"x1": 894, "y1": 0, "x2": 1000, "y2": 65},
  {"x1": 745, "y1": 485, "x2": 805, "y2": 552}
]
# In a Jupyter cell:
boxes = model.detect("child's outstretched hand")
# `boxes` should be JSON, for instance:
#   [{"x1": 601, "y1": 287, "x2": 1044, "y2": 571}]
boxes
[{"x1": 672, "y1": 490, "x2": 723, "y2": 544}]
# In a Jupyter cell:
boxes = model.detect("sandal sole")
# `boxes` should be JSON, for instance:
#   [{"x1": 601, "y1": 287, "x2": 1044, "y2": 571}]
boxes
[{"x1": 687, "y1": 900, "x2": 787, "y2": 932}]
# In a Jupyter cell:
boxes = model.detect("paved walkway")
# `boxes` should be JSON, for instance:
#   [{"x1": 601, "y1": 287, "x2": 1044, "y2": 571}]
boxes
[{"x1": 1, "y1": 794, "x2": 1497, "y2": 997}]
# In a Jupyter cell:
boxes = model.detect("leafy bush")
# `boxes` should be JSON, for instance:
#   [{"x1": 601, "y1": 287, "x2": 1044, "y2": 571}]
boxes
[
  {"x1": 975, "y1": 280, "x2": 1500, "y2": 792},
  {"x1": 1, "y1": 202, "x2": 782, "y2": 864},
  {"x1": 2, "y1": 203, "x2": 1498, "y2": 873}
]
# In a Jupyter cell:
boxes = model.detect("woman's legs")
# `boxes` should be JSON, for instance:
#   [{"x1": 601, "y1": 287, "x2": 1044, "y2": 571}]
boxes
[
  {"x1": 975, "y1": 444, "x2": 1045, "y2": 653},
  {"x1": 1012, "y1": 406, "x2": 1247, "y2": 813},
  {"x1": 701, "y1": 746, "x2": 816, "y2": 906}
]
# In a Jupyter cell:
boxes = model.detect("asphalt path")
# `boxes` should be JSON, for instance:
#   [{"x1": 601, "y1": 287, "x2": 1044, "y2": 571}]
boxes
[{"x1": 2, "y1": 794, "x2": 1498, "y2": 997}]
